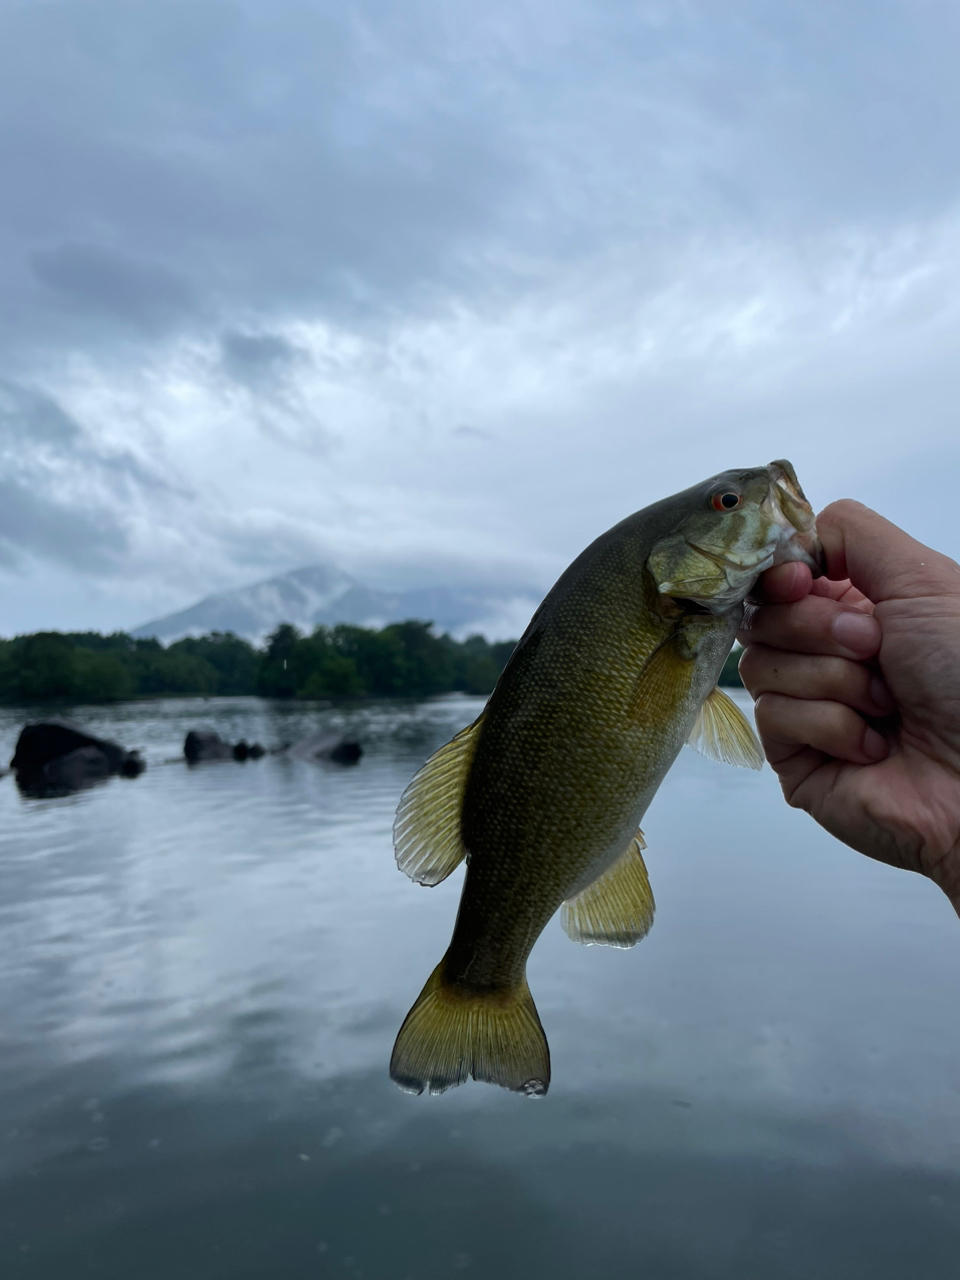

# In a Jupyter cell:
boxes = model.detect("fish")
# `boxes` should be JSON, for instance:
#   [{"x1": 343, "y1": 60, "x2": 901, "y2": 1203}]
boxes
[{"x1": 390, "y1": 460, "x2": 821, "y2": 1097}]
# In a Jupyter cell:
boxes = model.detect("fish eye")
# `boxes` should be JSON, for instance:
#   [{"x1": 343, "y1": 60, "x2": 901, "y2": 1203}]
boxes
[{"x1": 711, "y1": 490, "x2": 743, "y2": 512}]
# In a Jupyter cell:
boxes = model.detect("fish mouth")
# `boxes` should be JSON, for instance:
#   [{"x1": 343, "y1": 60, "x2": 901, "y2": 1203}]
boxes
[
  {"x1": 764, "y1": 459, "x2": 824, "y2": 578},
  {"x1": 685, "y1": 459, "x2": 823, "y2": 586}
]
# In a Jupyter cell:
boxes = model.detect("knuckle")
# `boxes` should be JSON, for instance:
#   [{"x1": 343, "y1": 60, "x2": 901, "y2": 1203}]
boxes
[
  {"x1": 782, "y1": 782, "x2": 806, "y2": 809},
  {"x1": 816, "y1": 654, "x2": 852, "y2": 695},
  {"x1": 752, "y1": 692, "x2": 783, "y2": 736},
  {"x1": 738, "y1": 644, "x2": 807, "y2": 697},
  {"x1": 821, "y1": 498, "x2": 867, "y2": 524},
  {"x1": 736, "y1": 644, "x2": 761, "y2": 688}
]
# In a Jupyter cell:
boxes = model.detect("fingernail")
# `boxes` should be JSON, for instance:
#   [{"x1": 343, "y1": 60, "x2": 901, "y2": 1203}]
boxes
[
  {"x1": 863, "y1": 727, "x2": 888, "y2": 760},
  {"x1": 868, "y1": 675, "x2": 895, "y2": 713},
  {"x1": 832, "y1": 611, "x2": 881, "y2": 655}
]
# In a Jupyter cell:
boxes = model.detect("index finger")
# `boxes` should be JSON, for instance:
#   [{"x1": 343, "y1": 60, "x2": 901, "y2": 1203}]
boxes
[
  {"x1": 751, "y1": 562, "x2": 871, "y2": 608},
  {"x1": 819, "y1": 500, "x2": 960, "y2": 603},
  {"x1": 738, "y1": 592, "x2": 881, "y2": 658}
]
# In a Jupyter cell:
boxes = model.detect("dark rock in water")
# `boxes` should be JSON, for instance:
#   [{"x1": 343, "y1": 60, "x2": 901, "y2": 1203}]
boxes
[
  {"x1": 12, "y1": 721, "x2": 124, "y2": 775},
  {"x1": 329, "y1": 738, "x2": 362, "y2": 765},
  {"x1": 43, "y1": 746, "x2": 112, "y2": 790},
  {"x1": 287, "y1": 732, "x2": 363, "y2": 766},
  {"x1": 120, "y1": 750, "x2": 146, "y2": 778},
  {"x1": 10, "y1": 720, "x2": 145, "y2": 797},
  {"x1": 184, "y1": 730, "x2": 265, "y2": 763},
  {"x1": 184, "y1": 730, "x2": 233, "y2": 762}
]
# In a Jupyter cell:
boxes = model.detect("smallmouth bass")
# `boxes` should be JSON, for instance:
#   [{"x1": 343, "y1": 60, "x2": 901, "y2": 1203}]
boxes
[{"x1": 391, "y1": 461, "x2": 821, "y2": 1096}]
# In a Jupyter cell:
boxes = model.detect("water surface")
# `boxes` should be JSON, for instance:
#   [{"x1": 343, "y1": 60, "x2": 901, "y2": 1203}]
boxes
[{"x1": 1, "y1": 695, "x2": 959, "y2": 1278}]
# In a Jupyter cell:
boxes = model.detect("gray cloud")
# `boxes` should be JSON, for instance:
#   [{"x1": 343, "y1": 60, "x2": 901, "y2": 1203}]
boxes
[
  {"x1": 452, "y1": 425, "x2": 495, "y2": 441},
  {"x1": 0, "y1": 0, "x2": 958, "y2": 631},
  {"x1": 0, "y1": 0, "x2": 522, "y2": 361},
  {"x1": 31, "y1": 243, "x2": 197, "y2": 332},
  {"x1": 2, "y1": 0, "x2": 958, "y2": 364},
  {"x1": 0, "y1": 380, "x2": 182, "y2": 574},
  {"x1": 220, "y1": 330, "x2": 307, "y2": 386},
  {"x1": 0, "y1": 477, "x2": 126, "y2": 572},
  {"x1": 0, "y1": 379, "x2": 79, "y2": 446}
]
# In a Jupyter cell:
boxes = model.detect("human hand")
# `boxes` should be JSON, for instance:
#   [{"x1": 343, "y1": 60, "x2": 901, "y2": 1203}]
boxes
[{"x1": 738, "y1": 499, "x2": 960, "y2": 915}]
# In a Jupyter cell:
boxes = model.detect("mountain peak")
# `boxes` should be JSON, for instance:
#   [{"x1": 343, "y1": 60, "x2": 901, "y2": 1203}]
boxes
[{"x1": 132, "y1": 563, "x2": 541, "y2": 644}]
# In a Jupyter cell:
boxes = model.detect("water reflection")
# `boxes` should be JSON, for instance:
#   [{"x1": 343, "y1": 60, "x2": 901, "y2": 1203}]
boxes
[
  {"x1": 4, "y1": 1059, "x2": 960, "y2": 1280},
  {"x1": 1, "y1": 695, "x2": 960, "y2": 1277}
]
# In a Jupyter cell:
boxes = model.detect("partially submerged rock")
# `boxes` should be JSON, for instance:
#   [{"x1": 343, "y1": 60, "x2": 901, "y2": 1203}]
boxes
[
  {"x1": 10, "y1": 720, "x2": 146, "y2": 797},
  {"x1": 286, "y1": 732, "x2": 363, "y2": 765},
  {"x1": 184, "y1": 730, "x2": 265, "y2": 763}
]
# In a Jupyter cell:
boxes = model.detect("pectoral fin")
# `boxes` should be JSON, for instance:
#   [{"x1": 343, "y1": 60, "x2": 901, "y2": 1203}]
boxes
[
  {"x1": 626, "y1": 634, "x2": 692, "y2": 721},
  {"x1": 561, "y1": 833, "x2": 655, "y2": 948},
  {"x1": 688, "y1": 686, "x2": 764, "y2": 770},
  {"x1": 393, "y1": 714, "x2": 484, "y2": 886}
]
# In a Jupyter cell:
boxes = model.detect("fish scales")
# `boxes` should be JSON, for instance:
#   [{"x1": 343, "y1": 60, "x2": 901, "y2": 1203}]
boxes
[
  {"x1": 455, "y1": 582, "x2": 709, "y2": 988},
  {"x1": 390, "y1": 461, "x2": 822, "y2": 1096}
]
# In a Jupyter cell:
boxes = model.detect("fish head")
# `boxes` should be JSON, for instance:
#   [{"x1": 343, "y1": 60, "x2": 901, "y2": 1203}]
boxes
[{"x1": 647, "y1": 458, "x2": 823, "y2": 616}]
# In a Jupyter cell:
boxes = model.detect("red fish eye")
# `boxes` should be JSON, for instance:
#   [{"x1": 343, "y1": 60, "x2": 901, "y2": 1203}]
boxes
[{"x1": 711, "y1": 491, "x2": 742, "y2": 511}]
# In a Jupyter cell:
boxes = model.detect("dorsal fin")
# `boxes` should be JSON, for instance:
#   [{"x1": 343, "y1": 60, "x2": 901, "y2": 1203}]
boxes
[
  {"x1": 688, "y1": 686, "x2": 764, "y2": 770},
  {"x1": 561, "y1": 832, "x2": 655, "y2": 948},
  {"x1": 393, "y1": 715, "x2": 484, "y2": 886}
]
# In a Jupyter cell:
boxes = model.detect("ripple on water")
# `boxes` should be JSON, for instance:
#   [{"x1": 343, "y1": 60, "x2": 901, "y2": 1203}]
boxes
[{"x1": 3, "y1": 695, "x2": 960, "y2": 1280}]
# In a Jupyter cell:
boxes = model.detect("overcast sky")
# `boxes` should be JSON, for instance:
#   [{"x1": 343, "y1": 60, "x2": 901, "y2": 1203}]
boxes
[{"x1": 1, "y1": 0, "x2": 958, "y2": 634}]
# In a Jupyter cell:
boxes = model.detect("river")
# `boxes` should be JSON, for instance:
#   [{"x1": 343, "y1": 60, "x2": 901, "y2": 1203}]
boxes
[{"x1": 1, "y1": 694, "x2": 959, "y2": 1278}]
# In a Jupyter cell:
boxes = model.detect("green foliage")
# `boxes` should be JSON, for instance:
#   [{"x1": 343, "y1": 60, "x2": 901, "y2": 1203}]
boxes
[
  {"x1": 331, "y1": 624, "x2": 407, "y2": 696},
  {"x1": 72, "y1": 649, "x2": 136, "y2": 702},
  {"x1": 256, "y1": 623, "x2": 304, "y2": 698},
  {"x1": 0, "y1": 629, "x2": 240, "y2": 703},
  {"x1": 447, "y1": 634, "x2": 518, "y2": 696},
  {"x1": 379, "y1": 621, "x2": 454, "y2": 698},
  {"x1": 168, "y1": 632, "x2": 259, "y2": 695},
  {"x1": 255, "y1": 619, "x2": 508, "y2": 700},
  {"x1": 3, "y1": 633, "x2": 79, "y2": 701},
  {"x1": 0, "y1": 621, "x2": 518, "y2": 704}
]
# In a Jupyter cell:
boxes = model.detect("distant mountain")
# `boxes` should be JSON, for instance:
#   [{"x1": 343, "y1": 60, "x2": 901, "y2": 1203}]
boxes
[{"x1": 132, "y1": 563, "x2": 543, "y2": 645}]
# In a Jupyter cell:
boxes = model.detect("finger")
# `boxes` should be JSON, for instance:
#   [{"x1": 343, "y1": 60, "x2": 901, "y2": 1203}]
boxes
[
  {"x1": 752, "y1": 566, "x2": 871, "y2": 608},
  {"x1": 819, "y1": 500, "x2": 960, "y2": 604},
  {"x1": 737, "y1": 593, "x2": 882, "y2": 659},
  {"x1": 808, "y1": 576, "x2": 872, "y2": 608},
  {"x1": 754, "y1": 693, "x2": 889, "y2": 768},
  {"x1": 751, "y1": 562, "x2": 812, "y2": 604},
  {"x1": 738, "y1": 645, "x2": 896, "y2": 716},
  {"x1": 764, "y1": 742, "x2": 837, "y2": 810}
]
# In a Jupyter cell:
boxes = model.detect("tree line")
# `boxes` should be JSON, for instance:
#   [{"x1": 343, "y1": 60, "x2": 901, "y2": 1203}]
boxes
[
  {"x1": 0, "y1": 622, "x2": 520, "y2": 704},
  {"x1": 0, "y1": 619, "x2": 746, "y2": 706}
]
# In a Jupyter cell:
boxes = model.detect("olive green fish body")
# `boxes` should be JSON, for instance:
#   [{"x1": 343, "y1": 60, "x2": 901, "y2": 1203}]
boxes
[
  {"x1": 451, "y1": 550, "x2": 735, "y2": 991},
  {"x1": 391, "y1": 461, "x2": 820, "y2": 1096}
]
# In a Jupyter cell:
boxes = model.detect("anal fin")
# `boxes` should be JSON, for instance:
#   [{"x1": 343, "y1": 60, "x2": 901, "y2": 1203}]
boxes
[
  {"x1": 561, "y1": 832, "x2": 655, "y2": 948},
  {"x1": 688, "y1": 685, "x2": 764, "y2": 770}
]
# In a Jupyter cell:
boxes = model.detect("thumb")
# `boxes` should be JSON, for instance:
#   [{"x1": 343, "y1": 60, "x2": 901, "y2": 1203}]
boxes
[{"x1": 818, "y1": 500, "x2": 960, "y2": 605}]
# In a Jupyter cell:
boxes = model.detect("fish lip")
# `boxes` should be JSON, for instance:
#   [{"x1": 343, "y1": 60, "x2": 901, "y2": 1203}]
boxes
[
  {"x1": 764, "y1": 461, "x2": 824, "y2": 578},
  {"x1": 791, "y1": 533, "x2": 826, "y2": 578}
]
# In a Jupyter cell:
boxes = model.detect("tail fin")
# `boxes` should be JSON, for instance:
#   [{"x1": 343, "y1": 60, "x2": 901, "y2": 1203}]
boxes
[{"x1": 389, "y1": 955, "x2": 550, "y2": 1097}]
